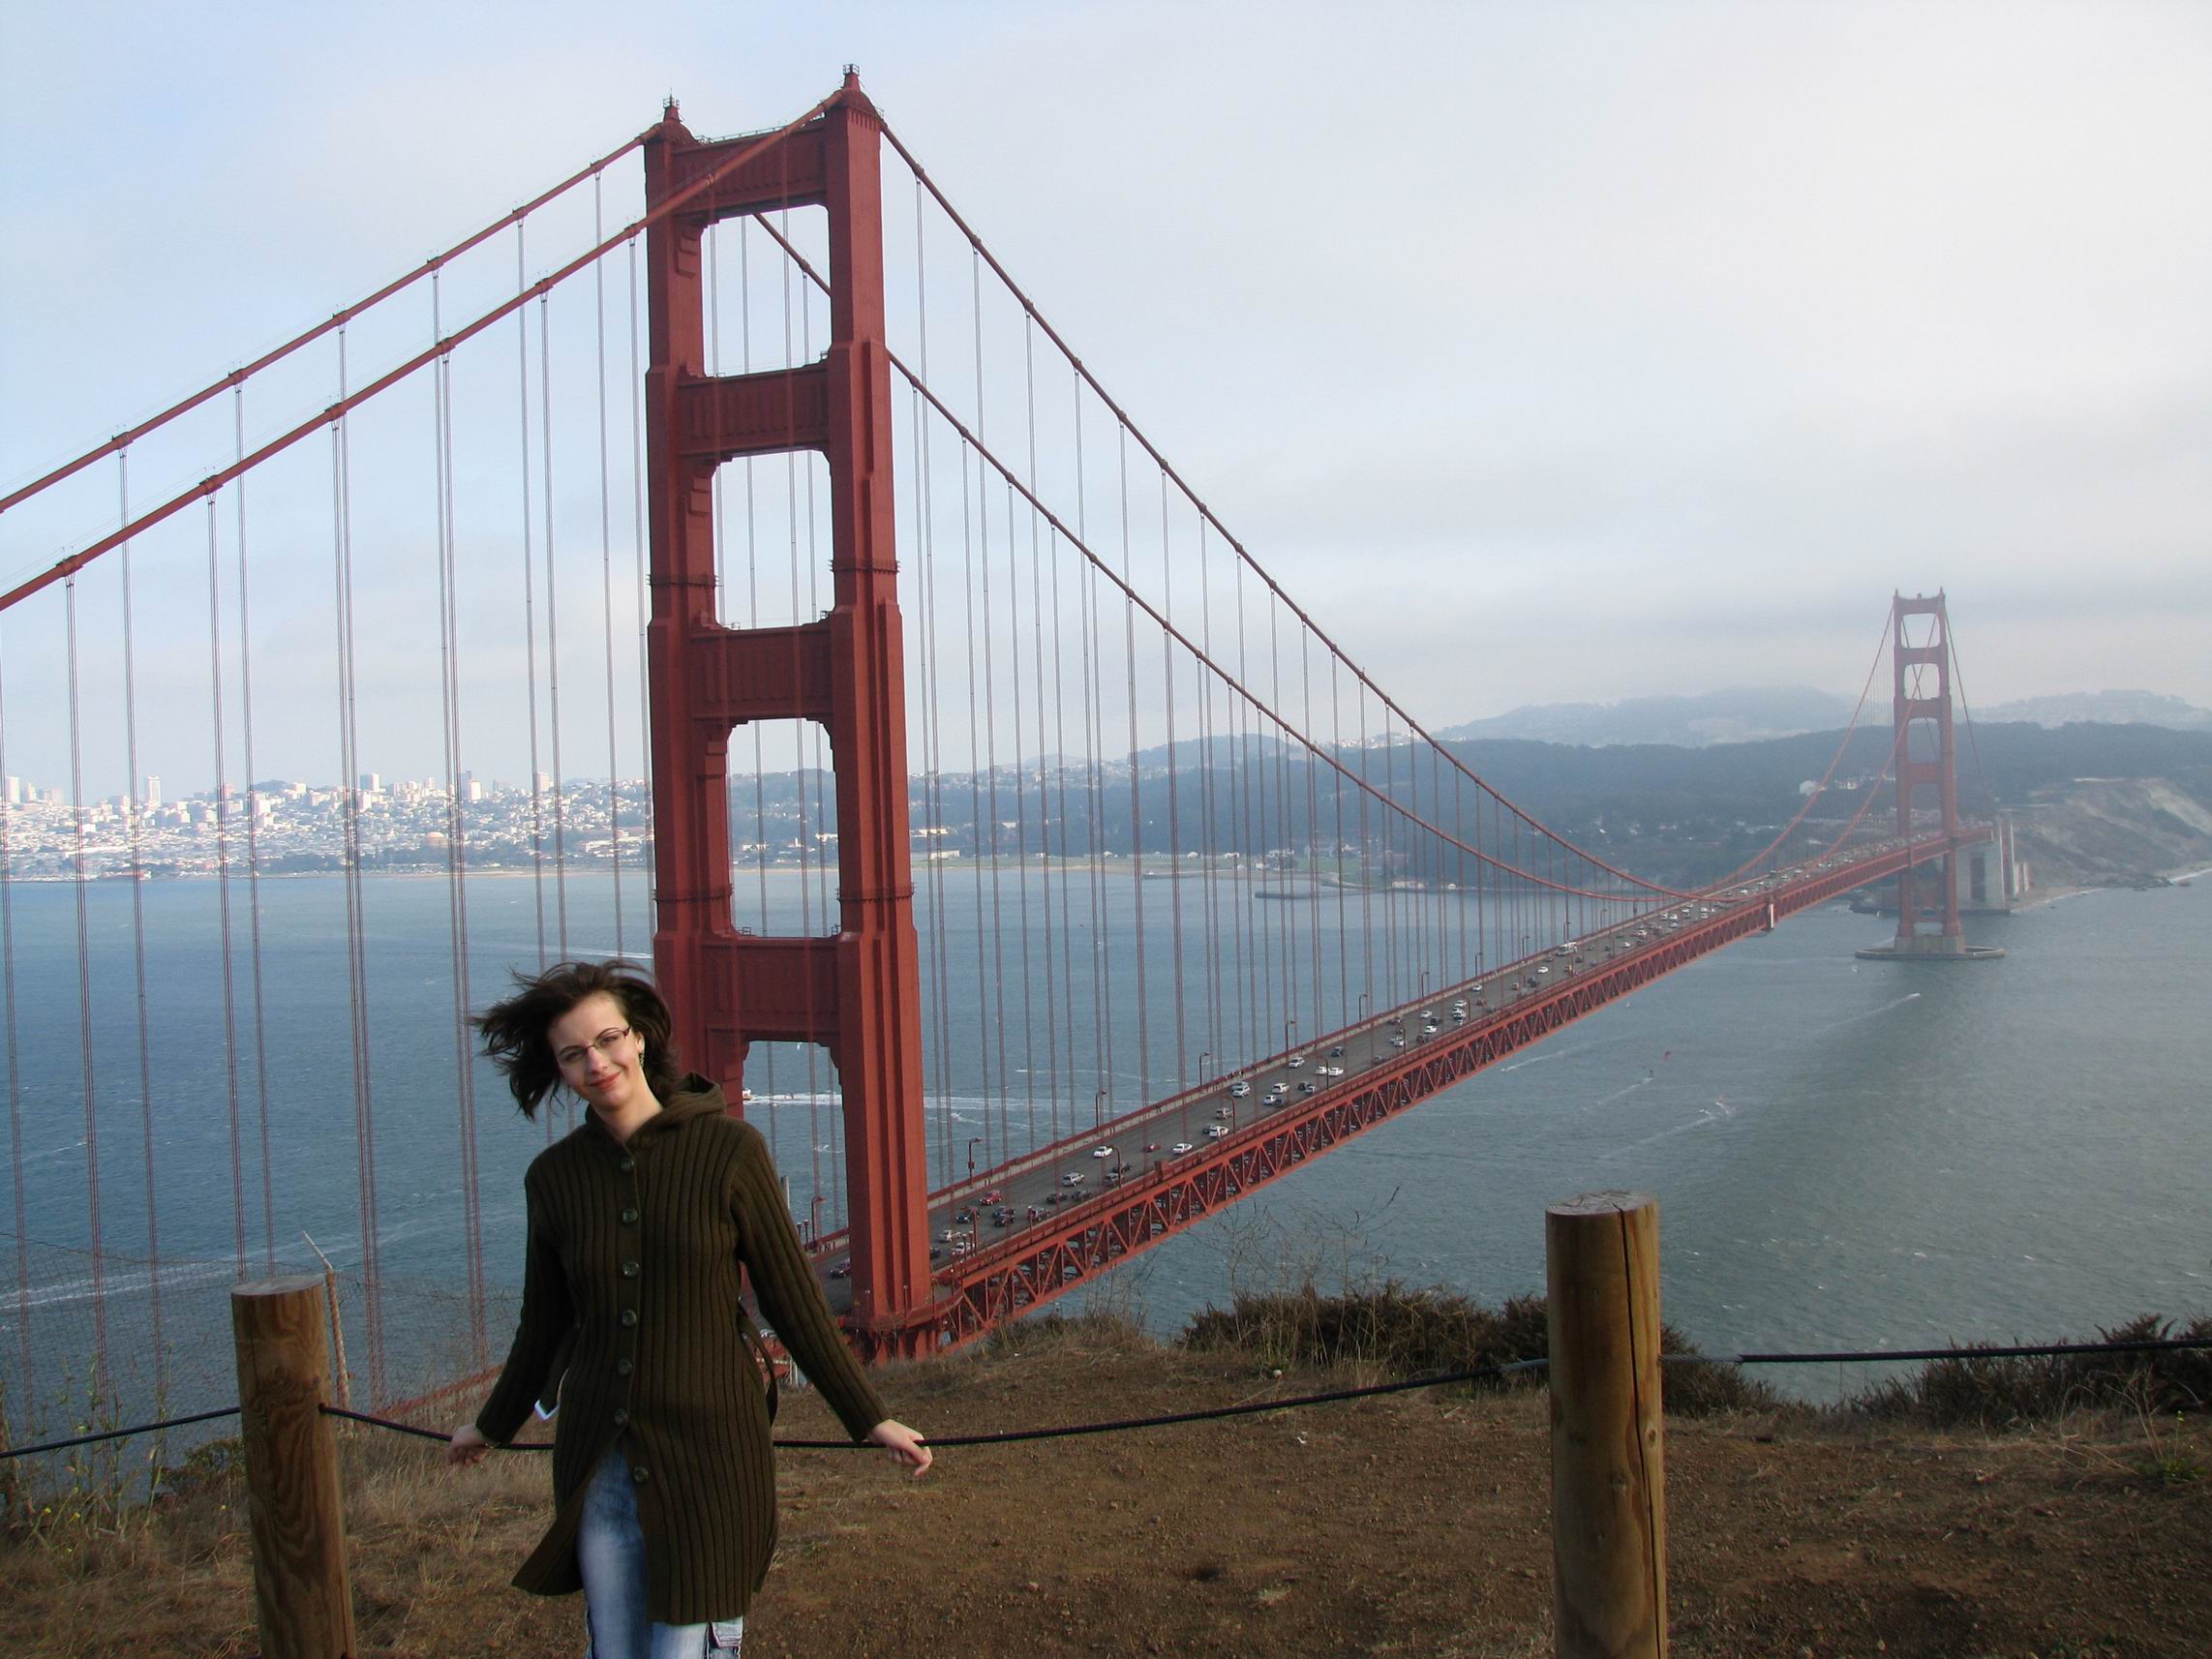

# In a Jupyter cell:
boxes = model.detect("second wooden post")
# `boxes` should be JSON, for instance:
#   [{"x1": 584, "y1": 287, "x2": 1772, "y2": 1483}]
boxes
[
  {"x1": 1547, "y1": 1190, "x2": 1666, "y2": 1658},
  {"x1": 232, "y1": 1275, "x2": 357, "y2": 1659}
]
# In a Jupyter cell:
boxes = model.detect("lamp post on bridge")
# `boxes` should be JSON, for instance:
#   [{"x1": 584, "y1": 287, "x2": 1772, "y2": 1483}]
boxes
[
  {"x1": 1094, "y1": 1088, "x2": 1106, "y2": 1130},
  {"x1": 1285, "y1": 1017, "x2": 1297, "y2": 1058},
  {"x1": 966, "y1": 1135, "x2": 983, "y2": 1188},
  {"x1": 1198, "y1": 1050, "x2": 1210, "y2": 1083}
]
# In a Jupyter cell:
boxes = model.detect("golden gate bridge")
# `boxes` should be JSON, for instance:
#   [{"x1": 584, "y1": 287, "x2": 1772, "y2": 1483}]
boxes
[{"x1": 0, "y1": 75, "x2": 2002, "y2": 1416}]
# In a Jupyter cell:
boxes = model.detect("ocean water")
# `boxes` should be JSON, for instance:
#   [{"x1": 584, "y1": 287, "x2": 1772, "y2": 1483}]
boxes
[{"x1": 2, "y1": 866, "x2": 2206, "y2": 1423}]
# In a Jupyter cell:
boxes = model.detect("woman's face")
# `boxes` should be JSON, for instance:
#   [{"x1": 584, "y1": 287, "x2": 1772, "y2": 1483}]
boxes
[{"x1": 548, "y1": 991, "x2": 651, "y2": 1119}]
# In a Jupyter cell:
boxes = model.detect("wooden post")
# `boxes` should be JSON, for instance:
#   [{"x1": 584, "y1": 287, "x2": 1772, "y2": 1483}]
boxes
[
  {"x1": 1547, "y1": 1191, "x2": 1666, "y2": 1658},
  {"x1": 231, "y1": 1276, "x2": 357, "y2": 1659}
]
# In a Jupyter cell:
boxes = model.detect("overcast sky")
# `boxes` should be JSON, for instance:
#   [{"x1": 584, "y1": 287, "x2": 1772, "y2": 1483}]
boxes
[{"x1": 5, "y1": 2, "x2": 2209, "y2": 794}]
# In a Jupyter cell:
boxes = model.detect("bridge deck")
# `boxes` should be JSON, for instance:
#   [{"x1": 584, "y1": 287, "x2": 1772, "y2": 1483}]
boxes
[{"x1": 811, "y1": 828, "x2": 1988, "y2": 1342}]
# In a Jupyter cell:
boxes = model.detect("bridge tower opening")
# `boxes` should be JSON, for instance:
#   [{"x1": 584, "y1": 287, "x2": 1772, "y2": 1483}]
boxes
[{"x1": 641, "y1": 76, "x2": 938, "y2": 1357}]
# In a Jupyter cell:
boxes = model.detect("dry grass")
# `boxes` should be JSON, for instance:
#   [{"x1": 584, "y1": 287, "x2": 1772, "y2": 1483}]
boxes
[{"x1": 6, "y1": 1300, "x2": 2209, "y2": 1656}]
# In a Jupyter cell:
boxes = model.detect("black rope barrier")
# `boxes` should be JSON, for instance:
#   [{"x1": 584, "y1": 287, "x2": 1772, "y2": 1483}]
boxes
[
  {"x1": 12, "y1": 1334, "x2": 2206, "y2": 1463},
  {"x1": 1726, "y1": 1336, "x2": 2212, "y2": 1367},
  {"x1": 0, "y1": 1404, "x2": 241, "y2": 1461},
  {"x1": 311, "y1": 1334, "x2": 2212, "y2": 1453}
]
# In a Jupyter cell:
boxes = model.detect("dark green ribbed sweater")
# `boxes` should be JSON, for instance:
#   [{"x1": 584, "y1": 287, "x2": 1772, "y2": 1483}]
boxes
[{"x1": 476, "y1": 1078, "x2": 888, "y2": 1623}]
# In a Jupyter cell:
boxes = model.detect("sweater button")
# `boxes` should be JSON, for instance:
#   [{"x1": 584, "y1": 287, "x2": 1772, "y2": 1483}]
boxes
[
  {"x1": 616, "y1": 1359, "x2": 633, "y2": 1375},
  {"x1": 620, "y1": 1309, "x2": 638, "y2": 1328},
  {"x1": 621, "y1": 1260, "x2": 640, "y2": 1279},
  {"x1": 621, "y1": 1207, "x2": 638, "y2": 1224},
  {"x1": 631, "y1": 1464, "x2": 650, "y2": 1484},
  {"x1": 619, "y1": 1157, "x2": 635, "y2": 1174},
  {"x1": 613, "y1": 1407, "x2": 629, "y2": 1426}
]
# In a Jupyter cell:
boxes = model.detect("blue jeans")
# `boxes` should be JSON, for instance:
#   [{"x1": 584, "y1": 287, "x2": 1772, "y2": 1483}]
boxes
[{"x1": 578, "y1": 1448, "x2": 743, "y2": 1658}]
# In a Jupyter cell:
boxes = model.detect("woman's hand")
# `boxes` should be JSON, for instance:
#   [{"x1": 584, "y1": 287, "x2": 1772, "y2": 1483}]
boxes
[
  {"x1": 446, "y1": 1422, "x2": 492, "y2": 1468},
  {"x1": 866, "y1": 1418, "x2": 932, "y2": 1476}
]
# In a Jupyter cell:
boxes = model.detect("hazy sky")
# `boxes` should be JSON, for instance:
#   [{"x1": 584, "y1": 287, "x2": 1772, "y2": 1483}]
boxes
[{"x1": 5, "y1": 2, "x2": 2210, "y2": 795}]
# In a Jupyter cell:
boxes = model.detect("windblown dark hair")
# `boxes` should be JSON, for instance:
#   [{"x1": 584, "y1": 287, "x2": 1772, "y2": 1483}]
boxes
[{"x1": 473, "y1": 960, "x2": 684, "y2": 1120}]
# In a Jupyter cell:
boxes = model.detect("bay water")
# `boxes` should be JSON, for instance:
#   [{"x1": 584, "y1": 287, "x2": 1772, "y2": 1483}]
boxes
[{"x1": 2, "y1": 866, "x2": 2205, "y2": 1426}]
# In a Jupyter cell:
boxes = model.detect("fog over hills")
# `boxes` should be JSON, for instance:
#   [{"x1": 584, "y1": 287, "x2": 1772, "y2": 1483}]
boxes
[{"x1": 1439, "y1": 688, "x2": 2212, "y2": 748}]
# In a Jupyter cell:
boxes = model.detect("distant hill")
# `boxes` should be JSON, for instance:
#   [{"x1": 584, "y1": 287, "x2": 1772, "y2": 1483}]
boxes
[
  {"x1": 1979, "y1": 690, "x2": 2212, "y2": 733},
  {"x1": 1436, "y1": 687, "x2": 1856, "y2": 748}
]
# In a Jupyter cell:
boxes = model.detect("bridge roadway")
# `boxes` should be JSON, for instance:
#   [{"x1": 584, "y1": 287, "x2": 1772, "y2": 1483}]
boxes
[{"x1": 807, "y1": 825, "x2": 1990, "y2": 1342}]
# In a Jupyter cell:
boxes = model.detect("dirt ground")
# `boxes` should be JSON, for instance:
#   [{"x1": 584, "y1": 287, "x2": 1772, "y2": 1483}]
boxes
[{"x1": 8, "y1": 1321, "x2": 2209, "y2": 1658}]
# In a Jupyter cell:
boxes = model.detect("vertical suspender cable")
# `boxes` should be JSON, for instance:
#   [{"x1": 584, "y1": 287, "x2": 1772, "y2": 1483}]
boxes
[
  {"x1": 1074, "y1": 382, "x2": 1110, "y2": 1129},
  {"x1": 1356, "y1": 679, "x2": 1373, "y2": 1021},
  {"x1": 1330, "y1": 657, "x2": 1348, "y2": 1031},
  {"x1": 725, "y1": 228, "x2": 780, "y2": 1129},
  {"x1": 539, "y1": 294, "x2": 572, "y2": 960},
  {"x1": 1159, "y1": 473, "x2": 1186, "y2": 1089},
  {"x1": 1022, "y1": 324, "x2": 1059, "y2": 1152},
  {"x1": 593, "y1": 176, "x2": 626, "y2": 959},
  {"x1": 114, "y1": 455, "x2": 167, "y2": 1395},
  {"x1": 333, "y1": 329, "x2": 385, "y2": 1402},
  {"x1": 1267, "y1": 591, "x2": 1294, "y2": 1044},
  {"x1": 230, "y1": 396, "x2": 277, "y2": 1270},
  {"x1": 1230, "y1": 559, "x2": 1257, "y2": 1066},
  {"x1": 516, "y1": 227, "x2": 551, "y2": 992},
  {"x1": 204, "y1": 499, "x2": 247, "y2": 1277},
  {"x1": 1117, "y1": 425, "x2": 1149, "y2": 1111},
  {"x1": 63, "y1": 573, "x2": 109, "y2": 1397},
  {"x1": 971, "y1": 256, "x2": 1014, "y2": 1161},
  {"x1": 1303, "y1": 628, "x2": 1321, "y2": 1041},
  {"x1": 801, "y1": 261, "x2": 842, "y2": 1221},
  {"x1": 910, "y1": 381, "x2": 954, "y2": 1186},
  {"x1": 432, "y1": 274, "x2": 486, "y2": 1361},
  {"x1": 0, "y1": 623, "x2": 29, "y2": 1395},
  {"x1": 779, "y1": 224, "x2": 824, "y2": 1208},
  {"x1": 957, "y1": 378, "x2": 993, "y2": 1161},
  {"x1": 1005, "y1": 477, "x2": 1040, "y2": 1152},
  {"x1": 911, "y1": 198, "x2": 955, "y2": 1186},
  {"x1": 627, "y1": 237, "x2": 651, "y2": 933},
  {"x1": 1196, "y1": 515, "x2": 1225, "y2": 1082}
]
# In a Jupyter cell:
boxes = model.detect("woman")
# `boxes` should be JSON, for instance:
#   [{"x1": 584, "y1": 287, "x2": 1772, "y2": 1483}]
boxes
[{"x1": 447, "y1": 961, "x2": 930, "y2": 1659}]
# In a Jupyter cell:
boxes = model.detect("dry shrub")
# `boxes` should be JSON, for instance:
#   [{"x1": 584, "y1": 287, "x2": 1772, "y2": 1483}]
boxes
[
  {"x1": 1178, "y1": 1281, "x2": 1782, "y2": 1416},
  {"x1": 1846, "y1": 1312, "x2": 2212, "y2": 1430},
  {"x1": 987, "y1": 1308, "x2": 1153, "y2": 1359}
]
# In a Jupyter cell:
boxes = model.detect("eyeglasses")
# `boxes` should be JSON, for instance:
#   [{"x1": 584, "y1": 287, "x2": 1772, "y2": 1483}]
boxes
[{"x1": 555, "y1": 1027, "x2": 635, "y2": 1071}]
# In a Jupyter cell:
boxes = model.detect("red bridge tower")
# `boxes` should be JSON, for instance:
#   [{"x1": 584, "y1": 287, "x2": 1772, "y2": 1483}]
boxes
[
  {"x1": 1889, "y1": 591, "x2": 1966, "y2": 956},
  {"x1": 642, "y1": 78, "x2": 937, "y2": 1356}
]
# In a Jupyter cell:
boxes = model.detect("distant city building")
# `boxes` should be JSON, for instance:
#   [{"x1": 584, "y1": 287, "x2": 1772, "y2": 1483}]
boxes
[
  {"x1": 3, "y1": 775, "x2": 18, "y2": 805},
  {"x1": 143, "y1": 774, "x2": 161, "y2": 810},
  {"x1": 358, "y1": 771, "x2": 382, "y2": 794}
]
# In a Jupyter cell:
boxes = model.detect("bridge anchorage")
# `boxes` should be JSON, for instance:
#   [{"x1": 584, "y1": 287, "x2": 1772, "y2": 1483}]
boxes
[{"x1": 1854, "y1": 593, "x2": 2004, "y2": 963}]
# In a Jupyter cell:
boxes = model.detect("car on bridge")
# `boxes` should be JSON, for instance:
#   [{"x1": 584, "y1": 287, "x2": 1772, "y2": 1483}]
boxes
[
  {"x1": 1169, "y1": 1141, "x2": 1194, "y2": 1156},
  {"x1": 1061, "y1": 1172, "x2": 1085, "y2": 1186},
  {"x1": 1228, "y1": 1080, "x2": 1252, "y2": 1098},
  {"x1": 1327, "y1": 1044, "x2": 1346, "y2": 1057},
  {"x1": 1091, "y1": 1144, "x2": 1114, "y2": 1159},
  {"x1": 1287, "y1": 1054, "x2": 1306, "y2": 1069},
  {"x1": 982, "y1": 1189, "x2": 1003, "y2": 1203},
  {"x1": 1206, "y1": 1125, "x2": 1229, "y2": 1139}
]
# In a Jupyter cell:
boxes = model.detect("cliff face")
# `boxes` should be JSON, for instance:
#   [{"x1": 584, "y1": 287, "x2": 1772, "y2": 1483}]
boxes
[{"x1": 2013, "y1": 777, "x2": 2212, "y2": 889}]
